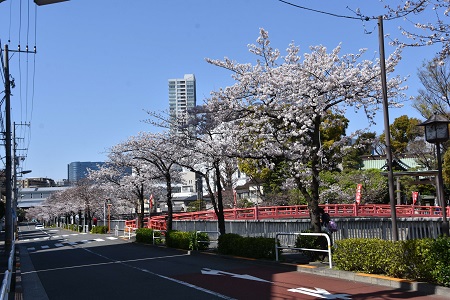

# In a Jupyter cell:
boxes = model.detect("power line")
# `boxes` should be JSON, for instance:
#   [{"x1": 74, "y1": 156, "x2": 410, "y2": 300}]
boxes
[
  {"x1": 277, "y1": 0, "x2": 429, "y2": 21},
  {"x1": 277, "y1": 0, "x2": 369, "y2": 20}
]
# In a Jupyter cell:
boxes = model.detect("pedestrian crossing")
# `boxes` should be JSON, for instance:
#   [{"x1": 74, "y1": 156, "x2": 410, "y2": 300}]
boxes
[{"x1": 23, "y1": 236, "x2": 119, "y2": 252}]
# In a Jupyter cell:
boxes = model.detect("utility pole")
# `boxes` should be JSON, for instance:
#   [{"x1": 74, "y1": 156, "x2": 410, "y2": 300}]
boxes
[
  {"x1": 378, "y1": 16, "x2": 399, "y2": 241},
  {"x1": 13, "y1": 122, "x2": 31, "y2": 229},
  {"x1": 4, "y1": 44, "x2": 13, "y2": 250}
]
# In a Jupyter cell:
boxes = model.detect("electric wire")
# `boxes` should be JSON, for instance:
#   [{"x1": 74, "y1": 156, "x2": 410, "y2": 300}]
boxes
[
  {"x1": 7, "y1": 0, "x2": 13, "y2": 43},
  {"x1": 1, "y1": 0, "x2": 35, "y2": 172},
  {"x1": 26, "y1": 4, "x2": 39, "y2": 157},
  {"x1": 277, "y1": 0, "x2": 365, "y2": 20},
  {"x1": 277, "y1": 0, "x2": 429, "y2": 21},
  {"x1": 0, "y1": 39, "x2": 6, "y2": 169}
]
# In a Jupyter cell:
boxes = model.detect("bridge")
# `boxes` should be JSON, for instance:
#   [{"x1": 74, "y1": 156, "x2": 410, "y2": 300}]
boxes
[{"x1": 125, "y1": 204, "x2": 448, "y2": 231}]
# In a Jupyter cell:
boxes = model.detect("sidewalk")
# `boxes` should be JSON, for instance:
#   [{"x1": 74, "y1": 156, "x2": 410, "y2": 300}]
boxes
[
  {"x1": 294, "y1": 260, "x2": 450, "y2": 298},
  {"x1": 0, "y1": 230, "x2": 18, "y2": 300}
]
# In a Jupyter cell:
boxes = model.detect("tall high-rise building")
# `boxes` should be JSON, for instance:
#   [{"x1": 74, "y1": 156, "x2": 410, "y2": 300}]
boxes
[
  {"x1": 68, "y1": 161, "x2": 105, "y2": 182},
  {"x1": 168, "y1": 74, "x2": 196, "y2": 133}
]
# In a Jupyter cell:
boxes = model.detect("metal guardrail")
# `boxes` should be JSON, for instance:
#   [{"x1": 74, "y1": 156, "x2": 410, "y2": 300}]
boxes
[
  {"x1": 124, "y1": 226, "x2": 135, "y2": 239},
  {"x1": 195, "y1": 230, "x2": 220, "y2": 248},
  {"x1": 152, "y1": 230, "x2": 166, "y2": 245},
  {"x1": 0, "y1": 241, "x2": 15, "y2": 300},
  {"x1": 275, "y1": 232, "x2": 332, "y2": 268}
]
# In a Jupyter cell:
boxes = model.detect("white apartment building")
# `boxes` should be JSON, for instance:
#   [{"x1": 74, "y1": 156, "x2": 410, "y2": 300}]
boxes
[{"x1": 168, "y1": 74, "x2": 196, "y2": 134}]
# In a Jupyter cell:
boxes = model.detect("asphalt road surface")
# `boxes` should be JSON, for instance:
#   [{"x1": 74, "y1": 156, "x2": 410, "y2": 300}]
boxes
[{"x1": 17, "y1": 226, "x2": 449, "y2": 300}]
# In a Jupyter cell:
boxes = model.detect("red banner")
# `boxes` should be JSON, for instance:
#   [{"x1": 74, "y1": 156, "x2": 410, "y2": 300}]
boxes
[
  {"x1": 412, "y1": 191, "x2": 419, "y2": 205},
  {"x1": 355, "y1": 184, "x2": 362, "y2": 205}
]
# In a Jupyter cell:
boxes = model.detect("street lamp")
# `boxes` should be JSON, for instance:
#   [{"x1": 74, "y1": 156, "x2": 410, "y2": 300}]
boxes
[
  {"x1": 106, "y1": 199, "x2": 112, "y2": 233},
  {"x1": 418, "y1": 113, "x2": 450, "y2": 236}
]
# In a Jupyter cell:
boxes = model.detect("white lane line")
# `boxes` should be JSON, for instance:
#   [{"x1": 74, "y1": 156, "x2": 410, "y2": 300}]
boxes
[{"x1": 22, "y1": 251, "x2": 234, "y2": 299}]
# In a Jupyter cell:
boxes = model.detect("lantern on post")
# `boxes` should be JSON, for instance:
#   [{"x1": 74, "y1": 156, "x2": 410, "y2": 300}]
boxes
[{"x1": 418, "y1": 113, "x2": 450, "y2": 236}]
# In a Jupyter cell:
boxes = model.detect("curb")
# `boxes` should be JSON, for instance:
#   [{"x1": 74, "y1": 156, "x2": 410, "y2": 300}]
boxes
[
  {"x1": 296, "y1": 263, "x2": 450, "y2": 298},
  {"x1": 14, "y1": 248, "x2": 23, "y2": 300},
  {"x1": 189, "y1": 249, "x2": 450, "y2": 298}
]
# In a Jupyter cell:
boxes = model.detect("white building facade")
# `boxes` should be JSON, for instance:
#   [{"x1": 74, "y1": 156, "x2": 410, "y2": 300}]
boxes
[{"x1": 168, "y1": 74, "x2": 196, "y2": 133}]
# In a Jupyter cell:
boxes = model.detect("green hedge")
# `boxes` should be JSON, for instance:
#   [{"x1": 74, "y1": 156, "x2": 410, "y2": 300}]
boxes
[
  {"x1": 91, "y1": 226, "x2": 108, "y2": 234},
  {"x1": 333, "y1": 237, "x2": 450, "y2": 287},
  {"x1": 218, "y1": 234, "x2": 279, "y2": 260},
  {"x1": 430, "y1": 237, "x2": 450, "y2": 287},
  {"x1": 136, "y1": 228, "x2": 154, "y2": 244},
  {"x1": 165, "y1": 231, "x2": 210, "y2": 250}
]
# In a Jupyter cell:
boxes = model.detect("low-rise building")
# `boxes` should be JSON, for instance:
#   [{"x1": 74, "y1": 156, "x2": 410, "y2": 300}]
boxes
[{"x1": 18, "y1": 186, "x2": 69, "y2": 208}]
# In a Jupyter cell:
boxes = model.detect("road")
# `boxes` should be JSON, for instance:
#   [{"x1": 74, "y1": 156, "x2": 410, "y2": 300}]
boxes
[{"x1": 16, "y1": 225, "x2": 449, "y2": 300}]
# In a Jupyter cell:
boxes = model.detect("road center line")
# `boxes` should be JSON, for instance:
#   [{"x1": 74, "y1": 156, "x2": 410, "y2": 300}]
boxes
[
  {"x1": 23, "y1": 246, "x2": 235, "y2": 300},
  {"x1": 21, "y1": 253, "x2": 190, "y2": 275}
]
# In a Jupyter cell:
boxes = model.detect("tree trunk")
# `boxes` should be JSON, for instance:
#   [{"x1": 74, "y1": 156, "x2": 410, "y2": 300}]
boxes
[
  {"x1": 214, "y1": 163, "x2": 226, "y2": 235},
  {"x1": 138, "y1": 184, "x2": 145, "y2": 228},
  {"x1": 78, "y1": 210, "x2": 82, "y2": 232},
  {"x1": 307, "y1": 115, "x2": 323, "y2": 233},
  {"x1": 166, "y1": 175, "x2": 173, "y2": 231},
  {"x1": 86, "y1": 207, "x2": 92, "y2": 231}
]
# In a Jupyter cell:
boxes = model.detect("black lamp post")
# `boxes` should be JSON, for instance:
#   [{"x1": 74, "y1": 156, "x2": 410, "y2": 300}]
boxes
[{"x1": 418, "y1": 113, "x2": 450, "y2": 236}]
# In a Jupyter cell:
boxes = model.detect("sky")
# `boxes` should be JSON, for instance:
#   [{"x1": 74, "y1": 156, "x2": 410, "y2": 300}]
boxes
[{"x1": 0, "y1": 0, "x2": 444, "y2": 181}]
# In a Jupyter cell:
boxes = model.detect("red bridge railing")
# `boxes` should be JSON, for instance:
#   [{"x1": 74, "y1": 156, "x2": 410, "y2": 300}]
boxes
[{"x1": 124, "y1": 204, "x2": 449, "y2": 231}]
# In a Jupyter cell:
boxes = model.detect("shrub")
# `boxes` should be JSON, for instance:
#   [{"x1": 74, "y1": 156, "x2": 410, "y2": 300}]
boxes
[
  {"x1": 91, "y1": 226, "x2": 108, "y2": 234},
  {"x1": 399, "y1": 238, "x2": 435, "y2": 280},
  {"x1": 218, "y1": 233, "x2": 278, "y2": 260},
  {"x1": 136, "y1": 228, "x2": 155, "y2": 244},
  {"x1": 166, "y1": 230, "x2": 194, "y2": 250},
  {"x1": 193, "y1": 232, "x2": 210, "y2": 251},
  {"x1": 430, "y1": 237, "x2": 450, "y2": 287},
  {"x1": 333, "y1": 236, "x2": 450, "y2": 287},
  {"x1": 218, "y1": 234, "x2": 242, "y2": 255},
  {"x1": 333, "y1": 238, "x2": 400, "y2": 274}
]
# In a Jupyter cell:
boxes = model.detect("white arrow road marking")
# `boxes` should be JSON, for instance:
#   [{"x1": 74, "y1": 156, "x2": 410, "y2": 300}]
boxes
[
  {"x1": 201, "y1": 268, "x2": 272, "y2": 283},
  {"x1": 288, "y1": 287, "x2": 351, "y2": 299}
]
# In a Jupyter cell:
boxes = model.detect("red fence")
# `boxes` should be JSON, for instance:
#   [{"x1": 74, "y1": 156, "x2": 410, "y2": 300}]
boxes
[{"x1": 124, "y1": 204, "x2": 449, "y2": 231}]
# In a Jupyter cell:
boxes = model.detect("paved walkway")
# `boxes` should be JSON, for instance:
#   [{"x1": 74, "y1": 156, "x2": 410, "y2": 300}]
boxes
[{"x1": 0, "y1": 230, "x2": 17, "y2": 300}]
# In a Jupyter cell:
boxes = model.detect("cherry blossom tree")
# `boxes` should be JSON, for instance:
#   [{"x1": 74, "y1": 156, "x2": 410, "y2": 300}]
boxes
[
  {"x1": 280, "y1": 1, "x2": 450, "y2": 59},
  {"x1": 88, "y1": 142, "x2": 164, "y2": 229},
  {"x1": 381, "y1": 0, "x2": 450, "y2": 58},
  {"x1": 68, "y1": 179, "x2": 106, "y2": 230},
  {"x1": 122, "y1": 132, "x2": 183, "y2": 231},
  {"x1": 146, "y1": 105, "x2": 242, "y2": 235},
  {"x1": 204, "y1": 29, "x2": 406, "y2": 232}
]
